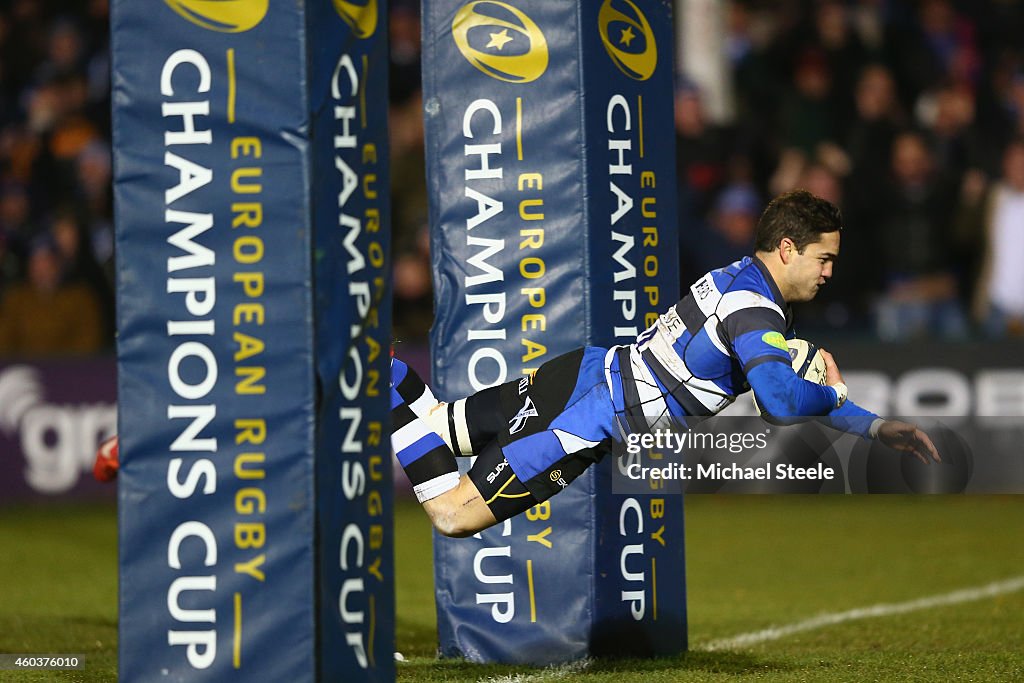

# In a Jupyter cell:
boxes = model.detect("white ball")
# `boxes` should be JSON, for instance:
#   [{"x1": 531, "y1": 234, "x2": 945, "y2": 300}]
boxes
[
  {"x1": 751, "y1": 338, "x2": 827, "y2": 414},
  {"x1": 786, "y1": 338, "x2": 828, "y2": 385}
]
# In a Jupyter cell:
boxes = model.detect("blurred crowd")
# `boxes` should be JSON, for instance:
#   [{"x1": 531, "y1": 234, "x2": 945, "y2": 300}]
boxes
[
  {"x1": 674, "y1": 0, "x2": 1024, "y2": 341},
  {"x1": 1, "y1": 1, "x2": 1022, "y2": 359},
  {"x1": 0, "y1": 0, "x2": 112, "y2": 357}
]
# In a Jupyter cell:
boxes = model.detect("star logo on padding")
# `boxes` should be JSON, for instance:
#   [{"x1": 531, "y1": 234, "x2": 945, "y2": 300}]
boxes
[
  {"x1": 486, "y1": 28, "x2": 513, "y2": 51},
  {"x1": 619, "y1": 26, "x2": 636, "y2": 46}
]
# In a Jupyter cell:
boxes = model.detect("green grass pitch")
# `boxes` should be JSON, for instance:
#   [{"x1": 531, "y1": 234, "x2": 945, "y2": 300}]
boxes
[{"x1": 1, "y1": 496, "x2": 1021, "y2": 682}]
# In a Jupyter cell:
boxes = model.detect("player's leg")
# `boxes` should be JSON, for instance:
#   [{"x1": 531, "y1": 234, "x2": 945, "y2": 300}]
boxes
[
  {"x1": 392, "y1": 355, "x2": 505, "y2": 456},
  {"x1": 391, "y1": 386, "x2": 462, "y2": 504},
  {"x1": 392, "y1": 347, "x2": 616, "y2": 536},
  {"x1": 424, "y1": 347, "x2": 618, "y2": 536},
  {"x1": 423, "y1": 439, "x2": 538, "y2": 537},
  {"x1": 390, "y1": 357, "x2": 511, "y2": 536},
  {"x1": 391, "y1": 383, "x2": 508, "y2": 537}
]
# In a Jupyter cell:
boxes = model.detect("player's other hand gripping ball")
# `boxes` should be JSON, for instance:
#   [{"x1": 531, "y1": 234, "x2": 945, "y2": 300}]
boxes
[{"x1": 751, "y1": 338, "x2": 827, "y2": 414}]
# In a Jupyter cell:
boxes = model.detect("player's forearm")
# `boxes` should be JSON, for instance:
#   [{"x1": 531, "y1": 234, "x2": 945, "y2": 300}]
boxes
[
  {"x1": 747, "y1": 361, "x2": 838, "y2": 418},
  {"x1": 825, "y1": 399, "x2": 883, "y2": 439}
]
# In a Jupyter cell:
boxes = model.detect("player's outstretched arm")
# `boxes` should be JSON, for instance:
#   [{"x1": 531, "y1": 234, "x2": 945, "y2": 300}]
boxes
[{"x1": 820, "y1": 349, "x2": 941, "y2": 463}]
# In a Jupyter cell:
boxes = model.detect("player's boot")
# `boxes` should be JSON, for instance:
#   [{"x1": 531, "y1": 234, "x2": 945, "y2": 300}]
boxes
[{"x1": 93, "y1": 435, "x2": 119, "y2": 482}]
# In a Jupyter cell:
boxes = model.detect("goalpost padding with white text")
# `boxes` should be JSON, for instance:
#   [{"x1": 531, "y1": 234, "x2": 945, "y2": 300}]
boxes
[
  {"x1": 424, "y1": 0, "x2": 686, "y2": 664},
  {"x1": 112, "y1": 1, "x2": 393, "y2": 680}
]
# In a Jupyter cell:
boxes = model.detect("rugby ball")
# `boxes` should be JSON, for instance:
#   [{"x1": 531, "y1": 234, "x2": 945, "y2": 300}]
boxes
[{"x1": 751, "y1": 338, "x2": 828, "y2": 414}]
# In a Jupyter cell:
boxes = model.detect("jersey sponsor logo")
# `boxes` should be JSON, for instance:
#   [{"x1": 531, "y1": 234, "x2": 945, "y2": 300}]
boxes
[
  {"x1": 549, "y1": 469, "x2": 568, "y2": 488},
  {"x1": 452, "y1": 1, "x2": 549, "y2": 83},
  {"x1": 661, "y1": 307, "x2": 684, "y2": 335},
  {"x1": 693, "y1": 277, "x2": 713, "y2": 300},
  {"x1": 164, "y1": 0, "x2": 268, "y2": 33},
  {"x1": 486, "y1": 458, "x2": 509, "y2": 484},
  {"x1": 333, "y1": 0, "x2": 377, "y2": 38},
  {"x1": 508, "y1": 395, "x2": 539, "y2": 435},
  {"x1": 598, "y1": 0, "x2": 657, "y2": 81},
  {"x1": 761, "y1": 331, "x2": 788, "y2": 351}
]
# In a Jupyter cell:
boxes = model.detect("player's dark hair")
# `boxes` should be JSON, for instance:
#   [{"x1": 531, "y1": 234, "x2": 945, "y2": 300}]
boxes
[{"x1": 754, "y1": 189, "x2": 842, "y2": 253}]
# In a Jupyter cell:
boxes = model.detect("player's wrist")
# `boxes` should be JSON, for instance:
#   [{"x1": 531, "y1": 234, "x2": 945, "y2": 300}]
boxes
[
  {"x1": 868, "y1": 417, "x2": 885, "y2": 439},
  {"x1": 830, "y1": 382, "x2": 848, "y2": 409}
]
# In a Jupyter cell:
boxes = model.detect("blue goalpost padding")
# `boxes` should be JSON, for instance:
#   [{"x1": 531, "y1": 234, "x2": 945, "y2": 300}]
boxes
[
  {"x1": 112, "y1": 1, "x2": 394, "y2": 680},
  {"x1": 423, "y1": 0, "x2": 686, "y2": 664}
]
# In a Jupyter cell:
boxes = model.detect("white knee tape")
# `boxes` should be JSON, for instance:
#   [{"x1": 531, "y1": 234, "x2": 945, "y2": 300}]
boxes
[
  {"x1": 422, "y1": 402, "x2": 455, "y2": 452},
  {"x1": 452, "y1": 399, "x2": 474, "y2": 456},
  {"x1": 413, "y1": 471, "x2": 460, "y2": 503}
]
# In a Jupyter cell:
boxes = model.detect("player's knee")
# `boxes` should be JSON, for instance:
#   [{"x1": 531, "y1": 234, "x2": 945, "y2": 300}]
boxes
[
  {"x1": 433, "y1": 517, "x2": 477, "y2": 538},
  {"x1": 422, "y1": 495, "x2": 474, "y2": 538},
  {"x1": 426, "y1": 502, "x2": 478, "y2": 538}
]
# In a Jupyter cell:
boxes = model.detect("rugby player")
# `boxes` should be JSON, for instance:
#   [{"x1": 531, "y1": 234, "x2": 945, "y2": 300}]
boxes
[
  {"x1": 390, "y1": 190, "x2": 940, "y2": 537},
  {"x1": 97, "y1": 190, "x2": 939, "y2": 534}
]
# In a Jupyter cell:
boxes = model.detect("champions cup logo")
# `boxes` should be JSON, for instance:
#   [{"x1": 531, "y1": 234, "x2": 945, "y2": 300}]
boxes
[
  {"x1": 598, "y1": 0, "x2": 657, "y2": 81},
  {"x1": 164, "y1": 0, "x2": 268, "y2": 33},
  {"x1": 452, "y1": 1, "x2": 549, "y2": 83},
  {"x1": 333, "y1": 0, "x2": 378, "y2": 39}
]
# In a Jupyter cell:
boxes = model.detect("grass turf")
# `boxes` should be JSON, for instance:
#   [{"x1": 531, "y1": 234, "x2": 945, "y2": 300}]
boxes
[{"x1": 0, "y1": 496, "x2": 1021, "y2": 681}]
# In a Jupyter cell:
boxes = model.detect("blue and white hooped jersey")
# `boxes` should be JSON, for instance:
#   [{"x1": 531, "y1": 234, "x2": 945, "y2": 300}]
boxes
[{"x1": 609, "y1": 256, "x2": 794, "y2": 427}]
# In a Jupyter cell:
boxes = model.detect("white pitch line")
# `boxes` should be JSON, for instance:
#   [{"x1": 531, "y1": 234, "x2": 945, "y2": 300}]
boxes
[
  {"x1": 479, "y1": 657, "x2": 591, "y2": 683},
  {"x1": 701, "y1": 575, "x2": 1024, "y2": 651}
]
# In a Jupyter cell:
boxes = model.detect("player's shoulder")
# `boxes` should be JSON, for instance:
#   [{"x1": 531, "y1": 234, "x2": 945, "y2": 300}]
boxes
[{"x1": 713, "y1": 258, "x2": 783, "y2": 318}]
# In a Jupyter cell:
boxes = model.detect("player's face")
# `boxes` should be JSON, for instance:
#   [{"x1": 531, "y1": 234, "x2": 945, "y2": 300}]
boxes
[{"x1": 787, "y1": 231, "x2": 839, "y2": 302}]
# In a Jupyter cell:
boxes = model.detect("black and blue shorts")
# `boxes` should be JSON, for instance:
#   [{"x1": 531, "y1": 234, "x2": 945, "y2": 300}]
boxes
[{"x1": 468, "y1": 347, "x2": 618, "y2": 519}]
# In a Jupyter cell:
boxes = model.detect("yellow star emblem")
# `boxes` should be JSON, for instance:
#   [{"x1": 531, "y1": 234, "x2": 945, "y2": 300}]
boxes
[
  {"x1": 486, "y1": 28, "x2": 514, "y2": 51},
  {"x1": 619, "y1": 26, "x2": 636, "y2": 46}
]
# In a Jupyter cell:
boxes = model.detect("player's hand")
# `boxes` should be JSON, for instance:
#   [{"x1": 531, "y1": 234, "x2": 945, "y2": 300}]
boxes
[
  {"x1": 819, "y1": 348, "x2": 844, "y2": 386},
  {"x1": 877, "y1": 420, "x2": 941, "y2": 464},
  {"x1": 93, "y1": 434, "x2": 120, "y2": 482}
]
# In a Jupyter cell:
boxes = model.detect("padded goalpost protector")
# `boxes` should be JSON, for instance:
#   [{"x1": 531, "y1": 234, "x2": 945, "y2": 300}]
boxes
[
  {"x1": 112, "y1": 1, "x2": 394, "y2": 680},
  {"x1": 423, "y1": 0, "x2": 687, "y2": 664}
]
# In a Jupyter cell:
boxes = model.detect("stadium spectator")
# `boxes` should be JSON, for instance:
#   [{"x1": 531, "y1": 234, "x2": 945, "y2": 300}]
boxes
[
  {"x1": 0, "y1": 180, "x2": 35, "y2": 268},
  {"x1": 389, "y1": 0, "x2": 421, "y2": 107},
  {"x1": 887, "y1": 0, "x2": 978, "y2": 107},
  {"x1": 873, "y1": 129, "x2": 967, "y2": 341},
  {"x1": 778, "y1": 48, "x2": 837, "y2": 162},
  {"x1": 0, "y1": 3, "x2": 116, "y2": 355},
  {"x1": 674, "y1": 79, "x2": 731, "y2": 222},
  {"x1": 680, "y1": 182, "x2": 760, "y2": 281},
  {"x1": 975, "y1": 56, "x2": 1024, "y2": 159},
  {"x1": 0, "y1": 228, "x2": 20, "y2": 299},
  {"x1": 842, "y1": 64, "x2": 905, "y2": 229},
  {"x1": 916, "y1": 83, "x2": 987, "y2": 181},
  {"x1": 35, "y1": 17, "x2": 87, "y2": 82},
  {"x1": 49, "y1": 207, "x2": 113, "y2": 345},
  {"x1": 0, "y1": 235, "x2": 102, "y2": 356},
  {"x1": 73, "y1": 140, "x2": 114, "y2": 270},
  {"x1": 784, "y1": 162, "x2": 869, "y2": 331},
  {"x1": 972, "y1": 138, "x2": 1024, "y2": 337},
  {"x1": 849, "y1": 0, "x2": 886, "y2": 56},
  {"x1": 805, "y1": 0, "x2": 868, "y2": 136}
]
